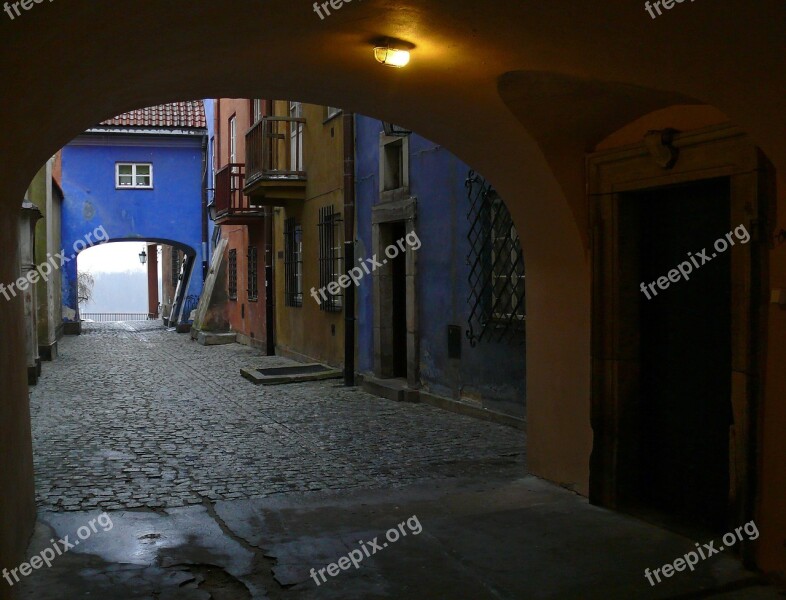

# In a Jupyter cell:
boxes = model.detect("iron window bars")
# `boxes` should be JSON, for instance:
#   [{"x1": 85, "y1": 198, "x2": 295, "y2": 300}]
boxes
[
  {"x1": 466, "y1": 170, "x2": 526, "y2": 347},
  {"x1": 171, "y1": 250, "x2": 180, "y2": 288},
  {"x1": 228, "y1": 249, "x2": 238, "y2": 301},
  {"x1": 247, "y1": 246, "x2": 259, "y2": 301},
  {"x1": 284, "y1": 217, "x2": 303, "y2": 307},
  {"x1": 318, "y1": 205, "x2": 344, "y2": 312}
]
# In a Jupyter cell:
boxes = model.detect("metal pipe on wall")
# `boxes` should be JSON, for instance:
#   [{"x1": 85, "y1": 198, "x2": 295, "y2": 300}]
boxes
[
  {"x1": 201, "y1": 133, "x2": 209, "y2": 281},
  {"x1": 343, "y1": 112, "x2": 356, "y2": 386}
]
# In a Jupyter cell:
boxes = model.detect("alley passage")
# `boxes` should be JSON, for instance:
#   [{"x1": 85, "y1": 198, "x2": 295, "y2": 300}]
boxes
[{"x1": 30, "y1": 322, "x2": 526, "y2": 512}]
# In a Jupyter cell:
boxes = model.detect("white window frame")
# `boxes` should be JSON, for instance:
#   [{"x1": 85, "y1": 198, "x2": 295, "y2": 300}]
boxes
[
  {"x1": 229, "y1": 115, "x2": 237, "y2": 164},
  {"x1": 116, "y1": 163, "x2": 153, "y2": 189},
  {"x1": 325, "y1": 106, "x2": 342, "y2": 121},
  {"x1": 253, "y1": 99, "x2": 263, "y2": 124},
  {"x1": 289, "y1": 101, "x2": 304, "y2": 171}
]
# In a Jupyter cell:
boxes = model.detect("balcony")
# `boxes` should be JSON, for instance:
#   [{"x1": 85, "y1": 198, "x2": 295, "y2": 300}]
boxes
[
  {"x1": 212, "y1": 163, "x2": 266, "y2": 225},
  {"x1": 243, "y1": 116, "x2": 307, "y2": 207}
]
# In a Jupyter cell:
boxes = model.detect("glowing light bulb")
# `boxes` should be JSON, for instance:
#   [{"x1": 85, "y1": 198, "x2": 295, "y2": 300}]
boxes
[{"x1": 374, "y1": 47, "x2": 411, "y2": 68}]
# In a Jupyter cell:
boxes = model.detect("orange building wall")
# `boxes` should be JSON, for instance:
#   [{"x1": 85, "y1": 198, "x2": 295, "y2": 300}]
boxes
[
  {"x1": 216, "y1": 98, "x2": 253, "y2": 168},
  {"x1": 214, "y1": 98, "x2": 271, "y2": 348},
  {"x1": 223, "y1": 223, "x2": 268, "y2": 347}
]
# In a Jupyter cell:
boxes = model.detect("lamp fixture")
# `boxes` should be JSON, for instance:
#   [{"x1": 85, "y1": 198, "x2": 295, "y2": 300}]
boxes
[
  {"x1": 139, "y1": 247, "x2": 147, "y2": 265},
  {"x1": 374, "y1": 44, "x2": 411, "y2": 68}
]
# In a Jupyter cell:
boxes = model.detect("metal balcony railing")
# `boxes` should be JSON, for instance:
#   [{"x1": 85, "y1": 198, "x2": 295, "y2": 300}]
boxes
[
  {"x1": 213, "y1": 163, "x2": 255, "y2": 218},
  {"x1": 81, "y1": 313, "x2": 152, "y2": 322},
  {"x1": 245, "y1": 116, "x2": 306, "y2": 186}
]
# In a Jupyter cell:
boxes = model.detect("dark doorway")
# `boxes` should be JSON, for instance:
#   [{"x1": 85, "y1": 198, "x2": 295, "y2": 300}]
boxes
[
  {"x1": 624, "y1": 177, "x2": 732, "y2": 532},
  {"x1": 389, "y1": 221, "x2": 408, "y2": 378}
]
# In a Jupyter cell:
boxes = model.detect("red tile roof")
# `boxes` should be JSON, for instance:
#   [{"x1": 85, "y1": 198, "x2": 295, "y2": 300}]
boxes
[{"x1": 100, "y1": 101, "x2": 206, "y2": 129}]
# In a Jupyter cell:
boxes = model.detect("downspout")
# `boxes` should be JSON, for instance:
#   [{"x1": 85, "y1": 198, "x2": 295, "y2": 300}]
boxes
[
  {"x1": 201, "y1": 133, "x2": 209, "y2": 281},
  {"x1": 264, "y1": 99, "x2": 276, "y2": 356},
  {"x1": 343, "y1": 112, "x2": 356, "y2": 386}
]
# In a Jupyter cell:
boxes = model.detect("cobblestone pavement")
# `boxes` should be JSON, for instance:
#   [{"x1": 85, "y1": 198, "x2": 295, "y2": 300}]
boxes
[{"x1": 30, "y1": 321, "x2": 526, "y2": 512}]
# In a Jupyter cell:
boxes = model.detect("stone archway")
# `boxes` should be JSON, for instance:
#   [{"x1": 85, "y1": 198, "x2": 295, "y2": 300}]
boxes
[
  {"x1": 67, "y1": 238, "x2": 199, "y2": 333},
  {"x1": 1, "y1": 0, "x2": 785, "y2": 578}
]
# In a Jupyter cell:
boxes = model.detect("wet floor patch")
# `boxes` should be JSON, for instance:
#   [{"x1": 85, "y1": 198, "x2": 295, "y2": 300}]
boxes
[
  {"x1": 166, "y1": 563, "x2": 252, "y2": 599},
  {"x1": 18, "y1": 506, "x2": 266, "y2": 599}
]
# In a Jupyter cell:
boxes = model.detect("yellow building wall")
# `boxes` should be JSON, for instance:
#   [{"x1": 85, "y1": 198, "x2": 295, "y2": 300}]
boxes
[{"x1": 273, "y1": 101, "x2": 346, "y2": 368}]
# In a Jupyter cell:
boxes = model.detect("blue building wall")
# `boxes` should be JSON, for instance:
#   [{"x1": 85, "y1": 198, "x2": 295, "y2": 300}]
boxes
[
  {"x1": 60, "y1": 132, "x2": 205, "y2": 324},
  {"x1": 355, "y1": 116, "x2": 527, "y2": 417}
]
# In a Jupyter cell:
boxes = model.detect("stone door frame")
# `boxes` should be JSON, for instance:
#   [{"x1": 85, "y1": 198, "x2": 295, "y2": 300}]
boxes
[
  {"x1": 371, "y1": 196, "x2": 419, "y2": 387},
  {"x1": 587, "y1": 124, "x2": 770, "y2": 549}
]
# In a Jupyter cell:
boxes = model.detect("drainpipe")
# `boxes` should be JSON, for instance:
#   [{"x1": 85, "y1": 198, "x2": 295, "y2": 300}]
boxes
[
  {"x1": 343, "y1": 112, "x2": 356, "y2": 386},
  {"x1": 264, "y1": 99, "x2": 276, "y2": 356},
  {"x1": 201, "y1": 133, "x2": 209, "y2": 281}
]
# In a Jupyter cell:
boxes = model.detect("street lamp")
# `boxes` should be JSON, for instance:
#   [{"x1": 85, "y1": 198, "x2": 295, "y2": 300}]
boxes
[{"x1": 139, "y1": 247, "x2": 147, "y2": 265}]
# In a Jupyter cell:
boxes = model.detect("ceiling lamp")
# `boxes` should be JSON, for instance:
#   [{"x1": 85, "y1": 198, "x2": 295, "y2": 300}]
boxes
[{"x1": 374, "y1": 45, "x2": 411, "y2": 68}]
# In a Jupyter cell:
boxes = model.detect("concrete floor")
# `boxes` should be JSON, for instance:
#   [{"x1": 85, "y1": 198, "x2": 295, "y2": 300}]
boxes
[
  {"x1": 16, "y1": 477, "x2": 785, "y2": 599},
  {"x1": 13, "y1": 322, "x2": 786, "y2": 598}
]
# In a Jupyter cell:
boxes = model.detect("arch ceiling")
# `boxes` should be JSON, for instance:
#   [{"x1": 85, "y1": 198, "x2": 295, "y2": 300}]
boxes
[
  {"x1": 0, "y1": 0, "x2": 783, "y2": 237},
  {"x1": 0, "y1": 0, "x2": 783, "y2": 507}
]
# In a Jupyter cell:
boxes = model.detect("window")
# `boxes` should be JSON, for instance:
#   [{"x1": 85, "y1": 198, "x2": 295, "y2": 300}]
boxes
[
  {"x1": 229, "y1": 115, "x2": 237, "y2": 163},
  {"x1": 289, "y1": 101, "x2": 304, "y2": 171},
  {"x1": 116, "y1": 163, "x2": 153, "y2": 189},
  {"x1": 247, "y1": 246, "x2": 259, "y2": 301},
  {"x1": 326, "y1": 106, "x2": 341, "y2": 120},
  {"x1": 228, "y1": 249, "x2": 238, "y2": 300},
  {"x1": 171, "y1": 250, "x2": 181, "y2": 288},
  {"x1": 490, "y1": 195, "x2": 525, "y2": 323},
  {"x1": 253, "y1": 99, "x2": 263, "y2": 124},
  {"x1": 383, "y1": 141, "x2": 403, "y2": 190},
  {"x1": 284, "y1": 217, "x2": 303, "y2": 307},
  {"x1": 318, "y1": 205, "x2": 343, "y2": 312},
  {"x1": 466, "y1": 171, "x2": 525, "y2": 346},
  {"x1": 379, "y1": 134, "x2": 409, "y2": 195}
]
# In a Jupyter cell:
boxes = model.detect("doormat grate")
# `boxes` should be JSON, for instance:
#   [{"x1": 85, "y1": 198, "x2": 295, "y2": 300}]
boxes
[{"x1": 240, "y1": 363, "x2": 343, "y2": 385}]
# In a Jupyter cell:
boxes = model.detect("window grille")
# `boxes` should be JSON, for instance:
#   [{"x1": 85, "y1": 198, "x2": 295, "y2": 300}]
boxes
[
  {"x1": 228, "y1": 249, "x2": 238, "y2": 301},
  {"x1": 466, "y1": 170, "x2": 525, "y2": 346},
  {"x1": 318, "y1": 205, "x2": 343, "y2": 312},
  {"x1": 284, "y1": 217, "x2": 303, "y2": 307},
  {"x1": 247, "y1": 246, "x2": 259, "y2": 301}
]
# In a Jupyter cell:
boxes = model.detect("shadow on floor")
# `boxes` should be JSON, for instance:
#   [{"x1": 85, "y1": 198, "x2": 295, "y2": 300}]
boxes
[{"x1": 14, "y1": 476, "x2": 786, "y2": 599}]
